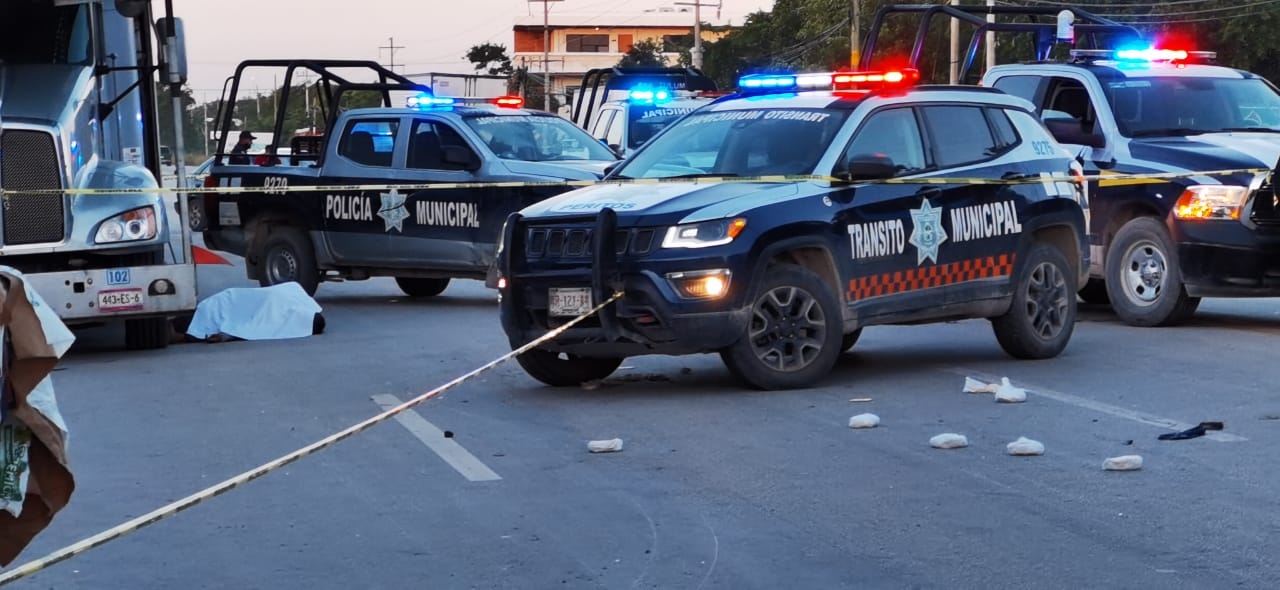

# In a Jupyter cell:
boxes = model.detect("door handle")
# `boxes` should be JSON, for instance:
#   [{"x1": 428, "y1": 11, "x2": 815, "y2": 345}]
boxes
[{"x1": 915, "y1": 187, "x2": 941, "y2": 198}]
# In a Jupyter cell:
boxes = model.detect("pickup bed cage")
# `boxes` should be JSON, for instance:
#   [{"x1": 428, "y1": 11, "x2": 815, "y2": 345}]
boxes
[
  {"x1": 211, "y1": 59, "x2": 432, "y2": 165},
  {"x1": 570, "y1": 66, "x2": 719, "y2": 131},
  {"x1": 861, "y1": 4, "x2": 1145, "y2": 83}
]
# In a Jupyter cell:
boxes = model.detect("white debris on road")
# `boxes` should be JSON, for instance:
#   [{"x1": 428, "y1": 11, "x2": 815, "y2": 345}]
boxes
[
  {"x1": 963, "y1": 377, "x2": 999, "y2": 393},
  {"x1": 994, "y1": 378, "x2": 1028, "y2": 403},
  {"x1": 1103, "y1": 455, "x2": 1143, "y2": 471},
  {"x1": 587, "y1": 438, "x2": 624, "y2": 453},
  {"x1": 848, "y1": 413, "x2": 880, "y2": 429},
  {"x1": 1006, "y1": 436, "x2": 1045, "y2": 456},
  {"x1": 930, "y1": 433, "x2": 969, "y2": 449}
]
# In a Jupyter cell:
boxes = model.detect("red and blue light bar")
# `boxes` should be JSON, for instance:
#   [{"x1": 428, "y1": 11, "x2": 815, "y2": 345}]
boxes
[
  {"x1": 1070, "y1": 47, "x2": 1217, "y2": 64},
  {"x1": 737, "y1": 68, "x2": 920, "y2": 94},
  {"x1": 407, "y1": 93, "x2": 526, "y2": 109}
]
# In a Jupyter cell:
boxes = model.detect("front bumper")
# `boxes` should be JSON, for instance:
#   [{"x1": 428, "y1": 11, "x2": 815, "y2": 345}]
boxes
[
  {"x1": 21, "y1": 264, "x2": 197, "y2": 325},
  {"x1": 1171, "y1": 218, "x2": 1280, "y2": 296},
  {"x1": 498, "y1": 210, "x2": 750, "y2": 357}
]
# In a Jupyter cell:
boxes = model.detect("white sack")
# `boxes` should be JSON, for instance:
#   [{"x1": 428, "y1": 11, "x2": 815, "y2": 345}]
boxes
[
  {"x1": 930, "y1": 433, "x2": 969, "y2": 449},
  {"x1": 186, "y1": 282, "x2": 322, "y2": 341},
  {"x1": 963, "y1": 377, "x2": 998, "y2": 393},
  {"x1": 1006, "y1": 436, "x2": 1045, "y2": 456},
  {"x1": 1103, "y1": 455, "x2": 1143, "y2": 471},
  {"x1": 848, "y1": 413, "x2": 880, "y2": 429},
  {"x1": 994, "y1": 378, "x2": 1028, "y2": 403},
  {"x1": 587, "y1": 438, "x2": 624, "y2": 453}
]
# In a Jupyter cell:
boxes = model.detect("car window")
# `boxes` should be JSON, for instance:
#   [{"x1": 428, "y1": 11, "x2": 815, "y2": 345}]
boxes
[
  {"x1": 591, "y1": 109, "x2": 615, "y2": 138},
  {"x1": 338, "y1": 119, "x2": 399, "y2": 167},
  {"x1": 408, "y1": 120, "x2": 478, "y2": 171},
  {"x1": 604, "y1": 111, "x2": 625, "y2": 148},
  {"x1": 461, "y1": 114, "x2": 616, "y2": 162},
  {"x1": 839, "y1": 107, "x2": 926, "y2": 174},
  {"x1": 920, "y1": 105, "x2": 1000, "y2": 168},
  {"x1": 986, "y1": 107, "x2": 1020, "y2": 149},
  {"x1": 1102, "y1": 76, "x2": 1280, "y2": 136},
  {"x1": 991, "y1": 75, "x2": 1043, "y2": 106},
  {"x1": 627, "y1": 103, "x2": 701, "y2": 149},
  {"x1": 613, "y1": 108, "x2": 851, "y2": 179}
]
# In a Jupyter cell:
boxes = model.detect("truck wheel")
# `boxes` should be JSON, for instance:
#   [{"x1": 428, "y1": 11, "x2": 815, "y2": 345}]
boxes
[
  {"x1": 395, "y1": 277, "x2": 450, "y2": 297},
  {"x1": 515, "y1": 349, "x2": 624, "y2": 387},
  {"x1": 259, "y1": 226, "x2": 319, "y2": 296},
  {"x1": 125, "y1": 316, "x2": 171, "y2": 350},
  {"x1": 1078, "y1": 278, "x2": 1110, "y2": 305},
  {"x1": 992, "y1": 243, "x2": 1077, "y2": 359},
  {"x1": 719, "y1": 264, "x2": 843, "y2": 390},
  {"x1": 841, "y1": 328, "x2": 863, "y2": 353},
  {"x1": 1104, "y1": 217, "x2": 1200, "y2": 326}
]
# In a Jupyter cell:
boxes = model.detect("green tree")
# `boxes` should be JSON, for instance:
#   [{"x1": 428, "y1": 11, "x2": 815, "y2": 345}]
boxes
[
  {"x1": 616, "y1": 39, "x2": 670, "y2": 68},
  {"x1": 466, "y1": 42, "x2": 514, "y2": 75}
]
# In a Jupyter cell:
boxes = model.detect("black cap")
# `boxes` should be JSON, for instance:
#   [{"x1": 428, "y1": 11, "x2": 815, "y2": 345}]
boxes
[{"x1": 239, "y1": 130, "x2": 256, "y2": 140}]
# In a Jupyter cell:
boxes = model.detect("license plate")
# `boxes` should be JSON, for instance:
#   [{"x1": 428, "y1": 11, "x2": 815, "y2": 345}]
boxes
[
  {"x1": 548, "y1": 287, "x2": 592, "y2": 317},
  {"x1": 97, "y1": 288, "x2": 146, "y2": 312},
  {"x1": 105, "y1": 268, "x2": 131, "y2": 286}
]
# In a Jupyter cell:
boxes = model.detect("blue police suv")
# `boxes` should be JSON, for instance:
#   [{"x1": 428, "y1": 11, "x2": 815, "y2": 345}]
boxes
[{"x1": 496, "y1": 69, "x2": 1090, "y2": 390}]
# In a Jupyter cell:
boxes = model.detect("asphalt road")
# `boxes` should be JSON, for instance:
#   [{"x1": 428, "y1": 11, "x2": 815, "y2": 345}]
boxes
[{"x1": 6, "y1": 252, "x2": 1280, "y2": 589}]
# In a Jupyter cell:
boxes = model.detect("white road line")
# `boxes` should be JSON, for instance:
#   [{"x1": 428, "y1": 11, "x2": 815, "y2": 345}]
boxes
[
  {"x1": 947, "y1": 369, "x2": 1248, "y2": 442},
  {"x1": 371, "y1": 394, "x2": 502, "y2": 481}
]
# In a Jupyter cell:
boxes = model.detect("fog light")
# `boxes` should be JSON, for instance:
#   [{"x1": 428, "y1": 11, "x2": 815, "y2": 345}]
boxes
[
  {"x1": 666, "y1": 269, "x2": 731, "y2": 299},
  {"x1": 149, "y1": 279, "x2": 174, "y2": 296}
]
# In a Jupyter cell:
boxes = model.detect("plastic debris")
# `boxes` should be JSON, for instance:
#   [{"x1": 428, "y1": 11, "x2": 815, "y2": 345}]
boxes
[
  {"x1": 963, "y1": 377, "x2": 998, "y2": 393},
  {"x1": 1103, "y1": 455, "x2": 1143, "y2": 471},
  {"x1": 1157, "y1": 421, "x2": 1223, "y2": 441},
  {"x1": 588, "y1": 438, "x2": 624, "y2": 453},
  {"x1": 994, "y1": 378, "x2": 1028, "y2": 403},
  {"x1": 1006, "y1": 436, "x2": 1045, "y2": 456},
  {"x1": 930, "y1": 433, "x2": 969, "y2": 449},
  {"x1": 848, "y1": 413, "x2": 880, "y2": 429},
  {"x1": 848, "y1": 397, "x2": 874, "y2": 403}
]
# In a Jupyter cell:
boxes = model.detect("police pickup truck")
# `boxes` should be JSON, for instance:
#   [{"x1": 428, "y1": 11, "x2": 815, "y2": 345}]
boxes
[
  {"x1": 570, "y1": 66, "x2": 721, "y2": 157},
  {"x1": 981, "y1": 47, "x2": 1280, "y2": 326},
  {"x1": 496, "y1": 69, "x2": 1089, "y2": 390},
  {"x1": 198, "y1": 60, "x2": 618, "y2": 297}
]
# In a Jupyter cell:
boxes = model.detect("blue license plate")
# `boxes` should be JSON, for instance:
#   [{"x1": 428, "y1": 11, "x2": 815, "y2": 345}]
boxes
[{"x1": 106, "y1": 268, "x2": 131, "y2": 286}]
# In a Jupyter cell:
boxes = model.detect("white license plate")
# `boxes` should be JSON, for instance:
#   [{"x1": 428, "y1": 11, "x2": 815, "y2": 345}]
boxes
[
  {"x1": 97, "y1": 288, "x2": 146, "y2": 312},
  {"x1": 548, "y1": 287, "x2": 593, "y2": 317}
]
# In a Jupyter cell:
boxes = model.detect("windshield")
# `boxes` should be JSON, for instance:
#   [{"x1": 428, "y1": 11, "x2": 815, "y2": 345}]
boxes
[
  {"x1": 462, "y1": 114, "x2": 617, "y2": 162},
  {"x1": 626, "y1": 104, "x2": 702, "y2": 149},
  {"x1": 0, "y1": 2, "x2": 92, "y2": 66},
  {"x1": 613, "y1": 108, "x2": 851, "y2": 179},
  {"x1": 1104, "y1": 77, "x2": 1280, "y2": 137}
]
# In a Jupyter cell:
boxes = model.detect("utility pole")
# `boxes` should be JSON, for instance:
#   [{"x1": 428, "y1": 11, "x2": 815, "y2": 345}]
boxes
[
  {"x1": 528, "y1": 0, "x2": 563, "y2": 113},
  {"x1": 379, "y1": 37, "x2": 405, "y2": 73},
  {"x1": 850, "y1": 0, "x2": 861, "y2": 68},
  {"x1": 674, "y1": 1, "x2": 719, "y2": 70}
]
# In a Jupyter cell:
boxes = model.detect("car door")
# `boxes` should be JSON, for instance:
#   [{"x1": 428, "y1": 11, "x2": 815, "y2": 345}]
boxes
[
  {"x1": 395, "y1": 117, "x2": 491, "y2": 271},
  {"x1": 320, "y1": 117, "x2": 405, "y2": 263}
]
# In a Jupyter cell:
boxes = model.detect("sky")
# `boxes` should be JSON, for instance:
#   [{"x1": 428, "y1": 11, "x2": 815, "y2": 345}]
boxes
[{"x1": 171, "y1": 0, "x2": 774, "y2": 103}]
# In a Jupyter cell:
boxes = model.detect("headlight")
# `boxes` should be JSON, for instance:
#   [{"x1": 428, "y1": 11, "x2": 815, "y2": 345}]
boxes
[
  {"x1": 1173, "y1": 185, "x2": 1249, "y2": 220},
  {"x1": 95, "y1": 206, "x2": 157, "y2": 244},
  {"x1": 666, "y1": 269, "x2": 732, "y2": 299},
  {"x1": 661, "y1": 217, "x2": 747, "y2": 249}
]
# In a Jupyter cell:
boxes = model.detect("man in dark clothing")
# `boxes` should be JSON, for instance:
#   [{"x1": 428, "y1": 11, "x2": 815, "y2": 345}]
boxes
[{"x1": 229, "y1": 131, "x2": 255, "y2": 164}]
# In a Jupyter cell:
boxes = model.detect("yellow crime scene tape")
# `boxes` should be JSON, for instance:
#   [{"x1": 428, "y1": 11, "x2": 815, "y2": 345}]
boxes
[
  {"x1": 0, "y1": 167, "x2": 1270, "y2": 197},
  {"x1": 0, "y1": 291, "x2": 624, "y2": 586}
]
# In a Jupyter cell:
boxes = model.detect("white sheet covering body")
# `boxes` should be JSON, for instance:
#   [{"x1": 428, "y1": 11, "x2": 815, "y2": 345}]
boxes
[{"x1": 186, "y1": 282, "x2": 322, "y2": 341}]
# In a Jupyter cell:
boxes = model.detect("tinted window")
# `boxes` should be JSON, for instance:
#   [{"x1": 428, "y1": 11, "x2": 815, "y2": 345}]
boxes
[
  {"x1": 920, "y1": 106, "x2": 999, "y2": 168},
  {"x1": 408, "y1": 120, "x2": 478, "y2": 171},
  {"x1": 1102, "y1": 77, "x2": 1280, "y2": 136},
  {"x1": 461, "y1": 114, "x2": 616, "y2": 162},
  {"x1": 991, "y1": 75, "x2": 1042, "y2": 104},
  {"x1": 566, "y1": 34, "x2": 609, "y2": 52},
  {"x1": 987, "y1": 108, "x2": 1020, "y2": 149},
  {"x1": 840, "y1": 108, "x2": 926, "y2": 174},
  {"x1": 627, "y1": 104, "x2": 701, "y2": 149},
  {"x1": 339, "y1": 119, "x2": 399, "y2": 167}
]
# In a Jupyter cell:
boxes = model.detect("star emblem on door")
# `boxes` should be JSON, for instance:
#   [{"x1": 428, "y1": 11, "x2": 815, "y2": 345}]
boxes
[
  {"x1": 378, "y1": 189, "x2": 409, "y2": 233},
  {"x1": 908, "y1": 197, "x2": 947, "y2": 266}
]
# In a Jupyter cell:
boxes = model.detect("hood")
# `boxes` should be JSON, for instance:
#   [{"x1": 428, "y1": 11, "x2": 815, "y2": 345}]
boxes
[
  {"x1": 1129, "y1": 133, "x2": 1280, "y2": 173},
  {"x1": 500, "y1": 158, "x2": 617, "y2": 180},
  {"x1": 520, "y1": 179, "x2": 801, "y2": 224},
  {"x1": 0, "y1": 64, "x2": 89, "y2": 125}
]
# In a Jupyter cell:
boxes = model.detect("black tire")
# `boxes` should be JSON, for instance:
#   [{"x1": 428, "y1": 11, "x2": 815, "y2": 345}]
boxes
[
  {"x1": 1078, "y1": 278, "x2": 1110, "y2": 305},
  {"x1": 841, "y1": 328, "x2": 863, "y2": 353},
  {"x1": 515, "y1": 348, "x2": 625, "y2": 387},
  {"x1": 719, "y1": 264, "x2": 843, "y2": 390},
  {"x1": 125, "y1": 316, "x2": 170, "y2": 350},
  {"x1": 396, "y1": 277, "x2": 450, "y2": 297},
  {"x1": 992, "y1": 243, "x2": 1077, "y2": 360},
  {"x1": 1103, "y1": 217, "x2": 1200, "y2": 326},
  {"x1": 258, "y1": 226, "x2": 319, "y2": 296}
]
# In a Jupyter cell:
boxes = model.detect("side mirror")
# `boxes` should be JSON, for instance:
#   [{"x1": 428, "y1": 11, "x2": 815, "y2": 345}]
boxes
[
  {"x1": 442, "y1": 145, "x2": 481, "y2": 170},
  {"x1": 603, "y1": 163, "x2": 620, "y2": 177},
  {"x1": 608, "y1": 143, "x2": 624, "y2": 158},
  {"x1": 155, "y1": 17, "x2": 188, "y2": 85},
  {"x1": 1044, "y1": 117, "x2": 1105, "y2": 149},
  {"x1": 837, "y1": 154, "x2": 898, "y2": 182}
]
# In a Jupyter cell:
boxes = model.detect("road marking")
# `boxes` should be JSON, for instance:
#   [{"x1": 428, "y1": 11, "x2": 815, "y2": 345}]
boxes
[
  {"x1": 947, "y1": 369, "x2": 1248, "y2": 442},
  {"x1": 371, "y1": 394, "x2": 502, "y2": 481}
]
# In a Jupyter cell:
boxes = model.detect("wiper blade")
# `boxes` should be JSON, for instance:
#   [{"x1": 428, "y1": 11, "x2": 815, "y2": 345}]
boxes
[
  {"x1": 1217, "y1": 127, "x2": 1280, "y2": 133},
  {"x1": 665, "y1": 173, "x2": 741, "y2": 179},
  {"x1": 1130, "y1": 128, "x2": 1208, "y2": 137}
]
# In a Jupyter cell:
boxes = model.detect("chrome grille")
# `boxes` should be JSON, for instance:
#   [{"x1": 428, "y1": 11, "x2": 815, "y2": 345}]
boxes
[
  {"x1": 525, "y1": 226, "x2": 657, "y2": 259},
  {"x1": 0, "y1": 130, "x2": 66, "y2": 245}
]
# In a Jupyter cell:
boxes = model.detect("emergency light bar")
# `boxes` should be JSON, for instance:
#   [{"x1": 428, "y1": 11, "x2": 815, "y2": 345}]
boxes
[
  {"x1": 736, "y1": 69, "x2": 920, "y2": 94},
  {"x1": 407, "y1": 93, "x2": 526, "y2": 109},
  {"x1": 1070, "y1": 48, "x2": 1217, "y2": 63},
  {"x1": 406, "y1": 92, "x2": 455, "y2": 108}
]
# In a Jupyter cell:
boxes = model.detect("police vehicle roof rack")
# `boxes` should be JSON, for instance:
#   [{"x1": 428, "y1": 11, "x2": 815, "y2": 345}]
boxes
[
  {"x1": 570, "y1": 66, "x2": 719, "y2": 131},
  {"x1": 212, "y1": 59, "x2": 430, "y2": 165},
  {"x1": 862, "y1": 4, "x2": 1144, "y2": 83}
]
